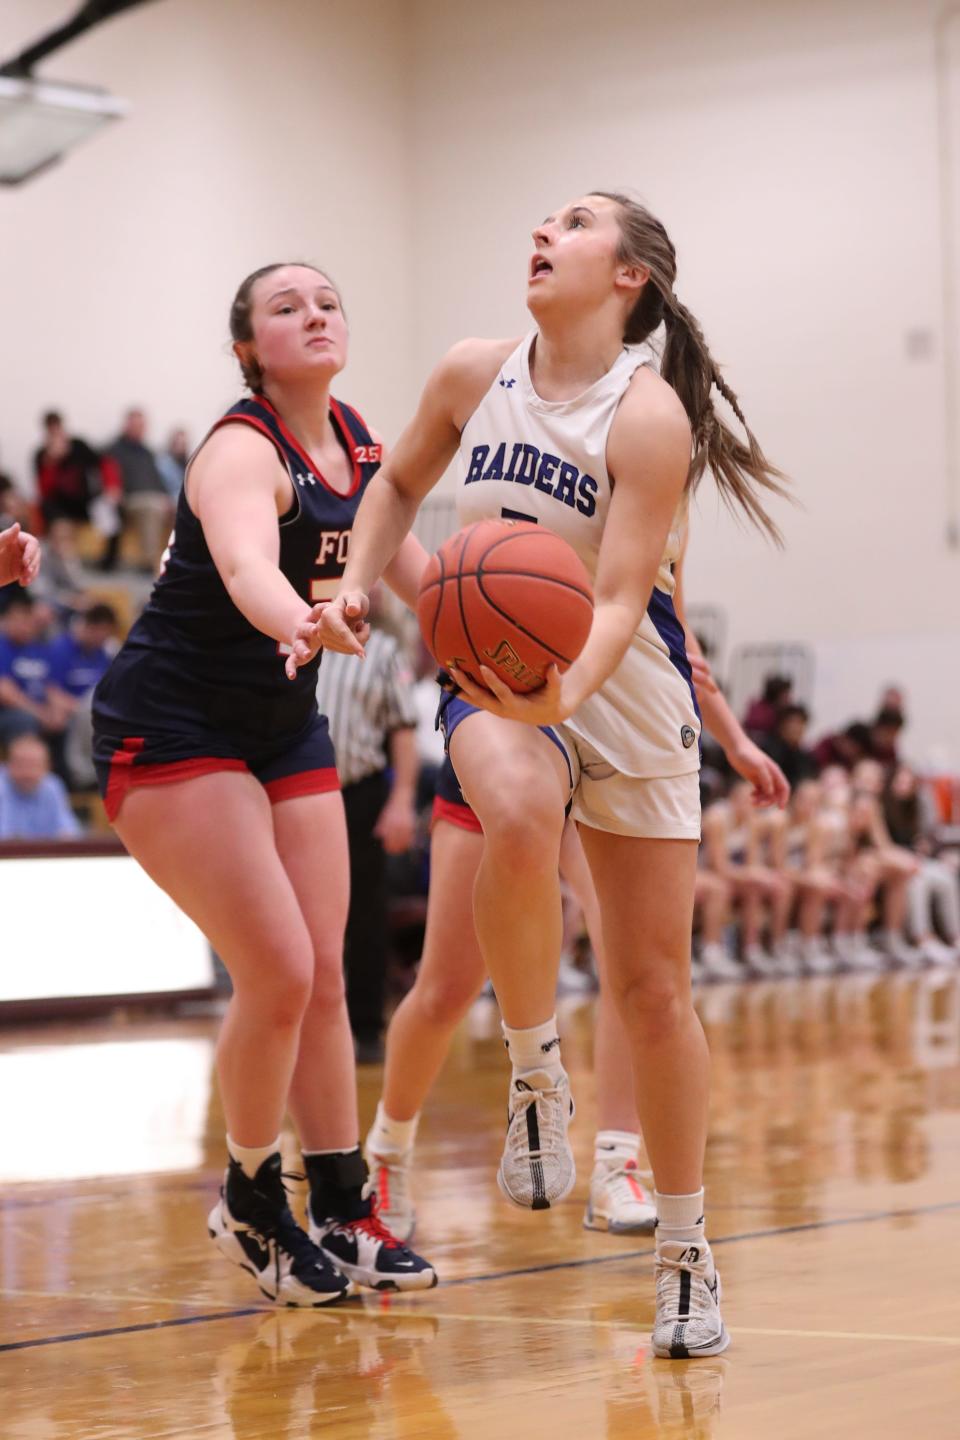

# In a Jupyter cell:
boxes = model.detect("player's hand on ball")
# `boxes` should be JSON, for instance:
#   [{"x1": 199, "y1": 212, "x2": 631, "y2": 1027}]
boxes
[
  {"x1": 728, "y1": 737, "x2": 790, "y2": 809},
  {"x1": 448, "y1": 662, "x2": 572, "y2": 727},
  {"x1": 284, "y1": 604, "x2": 329, "y2": 680},
  {"x1": 317, "y1": 591, "x2": 370, "y2": 657}
]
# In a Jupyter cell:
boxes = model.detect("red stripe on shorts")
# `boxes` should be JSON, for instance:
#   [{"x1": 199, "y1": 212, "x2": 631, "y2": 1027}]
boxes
[
  {"x1": 105, "y1": 750, "x2": 246, "y2": 822},
  {"x1": 263, "y1": 767, "x2": 340, "y2": 804},
  {"x1": 431, "y1": 795, "x2": 483, "y2": 835}
]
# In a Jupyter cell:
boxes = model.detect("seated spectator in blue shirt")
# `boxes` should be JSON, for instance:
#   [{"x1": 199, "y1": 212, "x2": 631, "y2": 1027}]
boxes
[
  {"x1": 0, "y1": 591, "x2": 74, "y2": 777},
  {"x1": 0, "y1": 732, "x2": 81, "y2": 839},
  {"x1": 49, "y1": 603, "x2": 118, "y2": 699}
]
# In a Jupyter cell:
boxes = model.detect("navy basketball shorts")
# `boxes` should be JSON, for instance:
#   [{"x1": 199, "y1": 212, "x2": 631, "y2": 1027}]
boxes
[
  {"x1": 432, "y1": 753, "x2": 483, "y2": 834},
  {"x1": 93, "y1": 709, "x2": 338, "y2": 822}
]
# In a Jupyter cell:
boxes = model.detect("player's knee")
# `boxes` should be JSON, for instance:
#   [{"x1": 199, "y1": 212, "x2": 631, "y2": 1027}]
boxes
[
  {"x1": 416, "y1": 971, "x2": 483, "y2": 1027},
  {"x1": 304, "y1": 950, "x2": 348, "y2": 1012},
  {"x1": 477, "y1": 784, "x2": 564, "y2": 870},
  {"x1": 237, "y1": 949, "x2": 314, "y2": 1028},
  {"x1": 614, "y1": 965, "x2": 689, "y2": 1037}
]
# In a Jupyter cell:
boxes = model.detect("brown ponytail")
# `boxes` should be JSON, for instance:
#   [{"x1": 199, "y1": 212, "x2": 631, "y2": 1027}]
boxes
[{"x1": 593, "y1": 191, "x2": 788, "y2": 543}]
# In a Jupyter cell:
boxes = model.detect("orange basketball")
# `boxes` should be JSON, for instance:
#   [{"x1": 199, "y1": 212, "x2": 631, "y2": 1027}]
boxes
[{"x1": 417, "y1": 519, "x2": 594, "y2": 693}]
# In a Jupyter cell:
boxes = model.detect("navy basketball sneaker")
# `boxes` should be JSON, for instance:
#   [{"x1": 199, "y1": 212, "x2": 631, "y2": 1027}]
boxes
[
  {"x1": 208, "y1": 1153, "x2": 353, "y2": 1306},
  {"x1": 304, "y1": 1150, "x2": 437, "y2": 1292}
]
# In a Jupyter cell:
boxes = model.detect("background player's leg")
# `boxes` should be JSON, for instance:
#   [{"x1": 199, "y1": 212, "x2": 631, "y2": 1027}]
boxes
[
  {"x1": 560, "y1": 822, "x2": 657, "y2": 1234},
  {"x1": 380, "y1": 820, "x2": 487, "y2": 1124},
  {"x1": 112, "y1": 772, "x2": 315, "y2": 1145},
  {"x1": 366, "y1": 819, "x2": 487, "y2": 1238}
]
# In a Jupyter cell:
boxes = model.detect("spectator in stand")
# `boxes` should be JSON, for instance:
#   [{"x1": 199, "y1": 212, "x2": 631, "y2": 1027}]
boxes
[
  {"x1": 883, "y1": 764, "x2": 959, "y2": 962},
  {"x1": 849, "y1": 759, "x2": 923, "y2": 965},
  {"x1": 32, "y1": 518, "x2": 89, "y2": 617},
  {"x1": 743, "y1": 673, "x2": 793, "y2": 741},
  {"x1": 0, "y1": 591, "x2": 72, "y2": 775},
  {"x1": 813, "y1": 720, "x2": 871, "y2": 773},
  {"x1": 33, "y1": 411, "x2": 114, "y2": 532},
  {"x1": 156, "y1": 426, "x2": 191, "y2": 500},
  {"x1": 104, "y1": 408, "x2": 174, "y2": 573},
  {"x1": 0, "y1": 731, "x2": 80, "y2": 839},
  {"x1": 878, "y1": 685, "x2": 907, "y2": 717},
  {"x1": 315, "y1": 610, "x2": 420, "y2": 1063},
  {"x1": 50, "y1": 604, "x2": 118, "y2": 703},
  {"x1": 867, "y1": 706, "x2": 905, "y2": 770},
  {"x1": 760, "y1": 703, "x2": 818, "y2": 789}
]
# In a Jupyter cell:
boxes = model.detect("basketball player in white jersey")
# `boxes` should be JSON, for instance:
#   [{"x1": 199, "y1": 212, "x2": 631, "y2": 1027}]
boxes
[
  {"x1": 311, "y1": 192, "x2": 787, "y2": 1358},
  {"x1": 361, "y1": 536, "x2": 788, "y2": 1243}
]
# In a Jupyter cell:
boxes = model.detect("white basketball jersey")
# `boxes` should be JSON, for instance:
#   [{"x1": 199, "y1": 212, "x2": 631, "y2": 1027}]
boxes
[{"x1": 457, "y1": 332, "x2": 700, "y2": 778}]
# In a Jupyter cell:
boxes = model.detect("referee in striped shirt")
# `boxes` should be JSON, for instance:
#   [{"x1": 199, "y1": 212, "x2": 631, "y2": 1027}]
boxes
[{"x1": 316, "y1": 621, "x2": 419, "y2": 1063}]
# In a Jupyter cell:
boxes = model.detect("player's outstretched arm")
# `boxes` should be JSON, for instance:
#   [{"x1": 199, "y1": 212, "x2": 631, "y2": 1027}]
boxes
[
  {"x1": 190, "y1": 426, "x2": 319, "y2": 677},
  {"x1": 320, "y1": 339, "x2": 514, "y2": 655}
]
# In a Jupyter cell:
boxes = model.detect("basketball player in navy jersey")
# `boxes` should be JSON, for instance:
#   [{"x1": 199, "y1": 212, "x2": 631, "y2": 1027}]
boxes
[
  {"x1": 91, "y1": 264, "x2": 436, "y2": 1304},
  {"x1": 317, "y1": 194, "x2": 787, "y2": 1356}
]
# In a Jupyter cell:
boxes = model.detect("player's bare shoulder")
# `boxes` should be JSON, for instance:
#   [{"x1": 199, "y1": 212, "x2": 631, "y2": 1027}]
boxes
[
  {"x1": 608, "y1": 363, "x2": 692, "y2": 487},
  {"x1": 434, "y1": 337, "x2": 522, "y2": 431},
  {"x1": 186, "y1": 419, "x2": 288, "y2": 513}
]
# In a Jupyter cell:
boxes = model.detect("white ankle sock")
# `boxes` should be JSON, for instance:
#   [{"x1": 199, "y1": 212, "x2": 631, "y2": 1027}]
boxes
[
  {"x1": 655, "y1": 1188, "x2": 706, "y2": 1248},
  {"x1": 502, "y1": 1016, "x2": 563, "y2": 1077},
  {"x1": 368, "y1": 1101, "x2": 418, "y2": 1156},
  {"x1": 226, "y1": 1135, "x2": 281, "y2": 1180},
  {"x1": 594, "y1": 1130, "x2": 640, "y2": 1168}
]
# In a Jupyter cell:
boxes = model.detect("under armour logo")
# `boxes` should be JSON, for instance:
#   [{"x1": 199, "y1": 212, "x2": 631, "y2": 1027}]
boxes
[
  {"x1": 296, "y1": 472, "x2": 317, "y2": 487},
  {"x1": 499, "y1": 377, "x2": 516, "y2": 388}
]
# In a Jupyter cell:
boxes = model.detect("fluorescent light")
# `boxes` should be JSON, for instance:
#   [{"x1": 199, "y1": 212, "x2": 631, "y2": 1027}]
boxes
[{"x1": 0, "y1": 75, "x2": 127, "y2": 185}]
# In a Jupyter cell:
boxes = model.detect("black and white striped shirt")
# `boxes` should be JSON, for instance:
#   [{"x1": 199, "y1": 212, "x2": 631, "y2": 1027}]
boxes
[{"x1": 315, "y1": 629, "x2": 417, "y2": 787}]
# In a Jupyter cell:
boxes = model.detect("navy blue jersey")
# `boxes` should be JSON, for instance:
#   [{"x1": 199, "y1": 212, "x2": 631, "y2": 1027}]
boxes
[{"x1": 93, "y1": 394, "x2": 382, "y2": 741}]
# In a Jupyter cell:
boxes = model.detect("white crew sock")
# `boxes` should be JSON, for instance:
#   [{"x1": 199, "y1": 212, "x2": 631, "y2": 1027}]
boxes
[
  {"x1": 367, "y1": 1101, "x2": 419, "y2": 1156},
  {"x1": 594, "y1": 1130, "x2": 640, "y2": 1169},
  {"x1": 655, "y1": 1188, "x2": 707, "y2": 1249},
  {"x1": 226, "y1": 1135, "x2": 281, "y2": 1180},
  {"x1": 501, "y1": 1016, "x2": 563, "y2": 1079}
]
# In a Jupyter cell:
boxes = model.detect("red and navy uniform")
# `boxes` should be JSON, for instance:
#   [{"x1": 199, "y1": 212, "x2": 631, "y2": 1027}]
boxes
[
  {"x1": 92, "y1": 394, "x2": 382, "y2": 820},
  {"x1": 432, "y1": 754, "x2": 483, "y2": 834}
]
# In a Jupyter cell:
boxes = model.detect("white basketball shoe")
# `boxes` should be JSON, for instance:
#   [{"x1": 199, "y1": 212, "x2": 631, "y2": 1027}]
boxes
[
  {"x1": 652, "y1": 1241, "x2": 730, "y2": 1360},
  {"x1": 497, "y1": 1067, "x2": 576, "y2": 1209}
]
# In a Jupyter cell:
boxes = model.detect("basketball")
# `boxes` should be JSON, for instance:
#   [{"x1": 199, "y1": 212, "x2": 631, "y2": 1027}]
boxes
[{"x1": 417, "y1": 519, "x2": 594, "y2": 693}]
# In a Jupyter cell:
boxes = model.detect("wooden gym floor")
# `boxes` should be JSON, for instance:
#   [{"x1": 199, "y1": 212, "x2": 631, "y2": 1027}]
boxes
[{"x1": 3, "y1": 972, "x2": 960, "y2": 1439}]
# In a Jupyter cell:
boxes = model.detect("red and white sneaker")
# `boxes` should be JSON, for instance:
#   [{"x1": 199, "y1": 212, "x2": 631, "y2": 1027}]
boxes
[
  {"x1": 363, "y1": 1136, "x2": 416, "y2": 1242},
  {"x1": 583, "y1": 1157, "x2": 657, "y2": 1234},
  {"x1": 308, "y1": 1193, "x2": 437, "y2": 1292}
]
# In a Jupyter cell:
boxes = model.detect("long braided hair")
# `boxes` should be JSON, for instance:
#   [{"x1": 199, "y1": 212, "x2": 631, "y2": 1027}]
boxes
[{"x1": 593, "y1": 192, "x2": 788, "y2": 543}]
